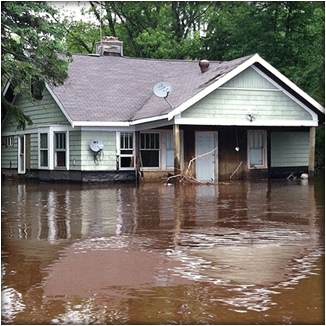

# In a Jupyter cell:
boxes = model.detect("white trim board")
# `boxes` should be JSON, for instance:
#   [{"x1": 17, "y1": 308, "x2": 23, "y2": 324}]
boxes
[{"x1": 175, "y1": 117, "x2": 318, "y2": 127}]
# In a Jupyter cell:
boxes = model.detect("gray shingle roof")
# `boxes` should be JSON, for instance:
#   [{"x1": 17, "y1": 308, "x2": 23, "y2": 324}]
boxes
[{"x1": 50, "y1": 54, "x2": 254, "y2": 123}]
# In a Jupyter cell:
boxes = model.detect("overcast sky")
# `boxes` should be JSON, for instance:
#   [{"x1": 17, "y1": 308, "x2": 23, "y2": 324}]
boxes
[{"x1": 49, "y1": 1, "x2": 96, "y2": 22}]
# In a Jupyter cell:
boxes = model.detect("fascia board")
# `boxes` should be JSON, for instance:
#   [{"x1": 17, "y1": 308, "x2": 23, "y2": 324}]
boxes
[
  {"x1": 129, "y1": 114, "x2": 169, "y2": 126},
  {"x1": 167, "y1": 54, "x2": 262, "y2": 120},
  {"x1": 72, "y1": 121, "x2": 130, "y2": 127},
  {"x1": 134, "y1": 118, "x2": 173, "y2": 131},
  {"x1": 81, "y1": 126, "x2": 136, "y2": 132}
]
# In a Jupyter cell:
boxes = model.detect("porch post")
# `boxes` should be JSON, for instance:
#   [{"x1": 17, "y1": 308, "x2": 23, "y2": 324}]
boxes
[
  {"x1": 308, "y1": 127, "x2": 316, "y2": 178},
  {"x1": 135, "y1": 131, "x2": 140, "y2": 182},
  {"x1": 173, "y1": 124, "x2": 180, "y2": 175}
]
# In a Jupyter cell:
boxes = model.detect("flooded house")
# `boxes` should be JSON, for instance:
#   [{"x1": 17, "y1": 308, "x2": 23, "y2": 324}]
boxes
[{"x1": 2, "y1": 37, "x2": 325, "y2": 183}]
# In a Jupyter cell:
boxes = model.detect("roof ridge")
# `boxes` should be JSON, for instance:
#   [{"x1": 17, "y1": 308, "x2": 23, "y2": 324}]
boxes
[{"x1": 69, "y1": 52, "x2": 225, "y2": 64}]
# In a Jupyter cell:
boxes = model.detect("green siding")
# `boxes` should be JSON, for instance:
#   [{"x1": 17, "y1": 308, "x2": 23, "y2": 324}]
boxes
[
  {"x1": 2, "y1": 88, "x2": 69, "y2": 134},
  {"x1": 81, "y1": 131, "x2": 117, "y2": 171},
  {"x1": 182, "y1": 68, "x2": 311, "y2": 122},
  {"x1": 69, "y1": 130, "x2": 82, "y2": 170},
  {"x1": 30, "y1": 133, "x2": 38, "y2": 169},
  {"x1": 1, "y1": 136, "x2": 17, "y2": 169},
  {"x1": 223, "y1": 67, "x2": 278, "y2": 89},
  {"x1": 271, "y1": 132, "x2": 309, "y2": 167}
]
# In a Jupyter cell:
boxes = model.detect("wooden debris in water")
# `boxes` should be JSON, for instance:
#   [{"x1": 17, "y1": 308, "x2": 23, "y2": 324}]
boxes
[{"x1": 163, "y1": 147, "x2": 218, "y2": 185}]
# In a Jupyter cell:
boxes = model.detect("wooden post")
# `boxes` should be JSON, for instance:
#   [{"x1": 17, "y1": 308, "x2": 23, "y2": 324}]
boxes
[
  {"x1": 173, "y1": 124, "x2": 180, "y2": 175},
  {"x1": 308, "y1": 127, "x2": 316, "y2": 178},
  {"x1": 134, "y1": 131, "x2": 140, "y2": 183}
]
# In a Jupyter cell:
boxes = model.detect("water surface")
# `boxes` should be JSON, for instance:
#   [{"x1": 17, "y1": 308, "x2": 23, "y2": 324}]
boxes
[{"x1": 1, "y1": 177, "x2": 324, "y2": 324}]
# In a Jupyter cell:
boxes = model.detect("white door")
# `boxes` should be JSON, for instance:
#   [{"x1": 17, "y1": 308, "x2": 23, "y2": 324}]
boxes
[
  {"x1": 195, "y1": 132, "x2": 217, "y2": 182},
  {"x1": 18, "y1": 135, "x2": 26, "y2": 174}
]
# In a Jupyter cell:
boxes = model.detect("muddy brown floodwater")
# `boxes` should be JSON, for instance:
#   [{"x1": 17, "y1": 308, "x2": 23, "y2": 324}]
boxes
[{"x1": 1, "y1": 176, "x2": 325, "y2": 325}]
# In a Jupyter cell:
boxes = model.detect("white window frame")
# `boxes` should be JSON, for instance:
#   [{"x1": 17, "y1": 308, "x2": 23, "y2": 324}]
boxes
[
  {"x1": 6, "y1": 136, "x2": 13, "y2": 147},
  {"x1": 39, "y1": 132, "x2": 49, "y2": 168},
  {"x1": 117, "y1": 132, "x2": 135, "y2": 170},
  {"x1": 247, "y1": 130, "x2": 267, "y2": 169},
  {"x1": 54, "y1": 131, "x2": 68, "y2": 169},
  {"x1": 38, "y1": 126, "x2": 70, "y2": 170}
]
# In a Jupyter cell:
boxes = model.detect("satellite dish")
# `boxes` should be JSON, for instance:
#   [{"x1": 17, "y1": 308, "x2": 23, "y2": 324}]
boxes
[
  {"x1": 89, "y1": 139, "x2": 104, "y2": 152},
  {"x1": 153, "y1": 82, "x2": 172, "y2": 98}
]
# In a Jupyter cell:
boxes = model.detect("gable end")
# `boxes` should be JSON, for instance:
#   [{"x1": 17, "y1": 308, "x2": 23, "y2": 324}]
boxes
[{"x1": 254, "y1": 62, "x2": 325, "y2": 125}]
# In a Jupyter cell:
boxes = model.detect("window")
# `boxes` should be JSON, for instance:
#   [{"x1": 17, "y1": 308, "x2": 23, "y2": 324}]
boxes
[
  {"x1": 38, "y1": 127, "x2": 69, "y2": 170},
  {"x1": 119, "y1": 132, "x2": 134, "y2": 169},
  {"x1": 140, "y1": 133, "x2": 160, "y2": 167},
  {"x1": 31, "y1": 80, "x2": 44, "y2": 100},
  {"x1": 40, "y1": 133, "x2": 48, "y2": 167},
  {"x1": 7, "y1": 136, "x2": 13, "y2": 147},
  {"x1": 55, "y1": 132, "x2": 66, "y2": 167},
  {"x1": 2, "y1": 136, "x2": 13, "y2": 147},
  {"x1": 248, "y1": 130, "x2": 267, "y2": 168}
]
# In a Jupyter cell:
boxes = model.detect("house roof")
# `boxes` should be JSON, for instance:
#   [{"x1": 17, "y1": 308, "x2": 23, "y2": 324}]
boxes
[{"x1": 49, "y1": 53, "x2": 324, "y2": 127}]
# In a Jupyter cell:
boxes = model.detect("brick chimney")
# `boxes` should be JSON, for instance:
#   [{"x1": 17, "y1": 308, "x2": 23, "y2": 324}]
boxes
[
  {"x1": 95, "y1": 36, "x2": 123, "y2": 56},
  {"x1": 199, "y1": 60, "x2": 210, "y2": 73}
]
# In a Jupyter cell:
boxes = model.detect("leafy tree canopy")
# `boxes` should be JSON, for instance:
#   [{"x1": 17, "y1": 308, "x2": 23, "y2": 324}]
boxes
[{"x1": 1, "y1": 1, "x2": 71, "y2": 129}]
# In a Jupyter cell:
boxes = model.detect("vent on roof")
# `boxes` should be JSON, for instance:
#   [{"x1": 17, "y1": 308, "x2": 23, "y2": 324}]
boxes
[
  {"x1": 95, "y1": 36, "x2": 123, "y2": 56},
  {"x1": 199, "y1": 60, "x2": 210, "y2": 73}
]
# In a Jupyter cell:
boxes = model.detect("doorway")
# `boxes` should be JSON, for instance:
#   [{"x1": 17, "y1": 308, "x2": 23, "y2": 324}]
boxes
[
  {"x1": 18, "y1": 135, "x2": 25, "y2": 174},
  {"x1": 195, "y1": 131, "x2": 218, "y2": 182}
]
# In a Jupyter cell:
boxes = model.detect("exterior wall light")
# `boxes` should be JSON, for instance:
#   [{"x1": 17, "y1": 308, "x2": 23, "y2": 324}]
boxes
[{"x1": 247, "y1": 112, "x2": 255, "y2": 122}]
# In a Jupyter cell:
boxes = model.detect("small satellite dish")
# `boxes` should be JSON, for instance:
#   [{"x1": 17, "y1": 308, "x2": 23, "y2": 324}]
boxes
[
  {"x1": 89, "y1": 139, "x2": 104, "y2": 152},
  {"x1": 153, "y1": 82, "x2": 172, "y2": 98}
]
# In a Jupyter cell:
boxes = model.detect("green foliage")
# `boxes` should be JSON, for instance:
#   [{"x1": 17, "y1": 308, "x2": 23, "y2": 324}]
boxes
[
  {"x1": 64, "y1": 21, "x2": 104, "y2": 54},
  {"x1": 76, "y1": 1, "x2": 210, "y2": 59},
  {"x1": 203, "y1": 1, "x2": 325, "y2": 105},
  {"x1": 1, "y1": 1, "x2": 71, "y2": 129}
]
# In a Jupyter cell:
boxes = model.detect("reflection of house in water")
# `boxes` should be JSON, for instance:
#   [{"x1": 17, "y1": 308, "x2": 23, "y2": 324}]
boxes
[
  {"x1": 2, "y1": 180, "x2": 323, "y2": 316},
  {"x1": 80, "y1": 187, "x2": 118, "y2": 237}
]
